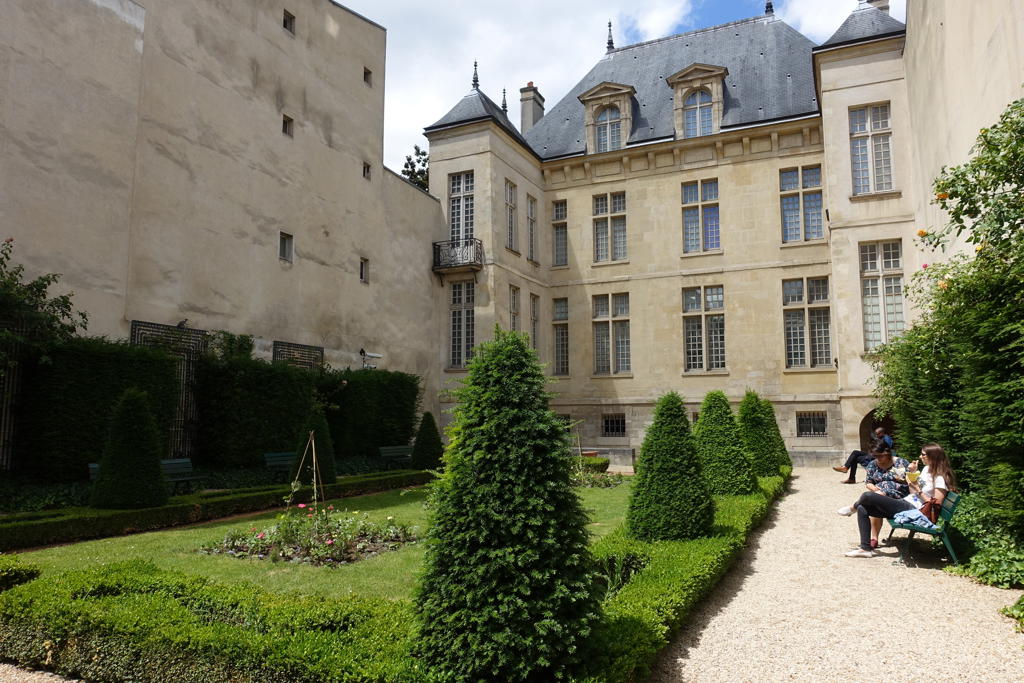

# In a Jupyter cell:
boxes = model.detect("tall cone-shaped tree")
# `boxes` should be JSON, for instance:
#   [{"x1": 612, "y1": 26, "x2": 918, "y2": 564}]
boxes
[
  {"x1": 90, "y1": 388, "x2": 167, "y2": 509},
  {"x1": 693, "y1": 391, "x2": 757, "y2": 495},
  {"x1": 627, "y1": 392, "x2": 714, "y2": 540},
  {"x1": 737, "y1": 391, "x2": 781, "y2": 476},
  {"x1": 410, "y1": 411, "x2": 443, "y2": 470},
  {"x1": 415, "y1": 328, "x2": 599, "y2": 681},
  {"x1": 290, "y1": 406, "x2": 337, "y2": 485},
  {"x1": 760, "y1": 398, "x2": 792, "y2": 469}
]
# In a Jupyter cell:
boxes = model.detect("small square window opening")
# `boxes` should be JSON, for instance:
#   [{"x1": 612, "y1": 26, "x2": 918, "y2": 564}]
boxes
[
  {"x1": 279, "y1": 232, "x2": 294, "y2": 262},
  {"x1": 282, "y1": 10, "x2": 295, "y2": 34},
  {"x1": 282, "y1": 115, "x2": 294, "y2": 137},
  {"x1": 602, "y1": 413, "x2": 627, "y2": 438}
]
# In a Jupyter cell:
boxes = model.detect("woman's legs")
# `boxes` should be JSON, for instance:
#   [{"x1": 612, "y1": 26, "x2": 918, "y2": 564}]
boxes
[
  {"x1": 870, "y1": 516, "x2": 883, "y2": 544},
  {"x1": 854, "y1": 493, "x2": 914, "y2": 551}
]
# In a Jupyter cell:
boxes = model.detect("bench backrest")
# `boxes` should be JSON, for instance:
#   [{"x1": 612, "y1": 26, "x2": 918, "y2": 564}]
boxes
[
  {"x1": 379, "y1": 446, "x2": 412, "y2": 458},
  {"x1": 88, "y1": 458, "x2": 193, "y2": 480},
  {"x1": 264, "y1": 452, "x2": 296, "y2": 466},
  {"x1": 939, "y1": 490, "x2": 960, "y2": 523}
]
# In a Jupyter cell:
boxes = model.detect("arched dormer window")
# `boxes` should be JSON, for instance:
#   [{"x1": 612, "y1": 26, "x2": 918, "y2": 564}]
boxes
[
  {"x1": 684, "y1": 89, "x2": 712, "y2": 138},
  {"x1": 596, "y1": 106, "x2": 621, "y2": 152}
]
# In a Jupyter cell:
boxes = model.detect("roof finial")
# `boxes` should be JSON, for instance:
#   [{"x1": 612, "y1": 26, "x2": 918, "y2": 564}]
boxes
[
  {"x1": 501, "y1": 88, "x2": 508, "y2": 114},
  {"x1": 472, "y1": 61, "x2": 479, "y2": 90},
  {"x1": 606, "y1": 21, "x2": 614, "y2": 52},
  {"x1": 765, "y1": 1, "x2": 774, "y2": 15}
]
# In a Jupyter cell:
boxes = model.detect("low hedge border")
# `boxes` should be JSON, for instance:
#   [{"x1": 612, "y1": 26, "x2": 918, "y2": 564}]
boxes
[
  {"x1": 0, "y1": 470, "x2": 432, "y2": 552},
  {"x1": 0, "y1": 560, "x2": 420, "y2": 682},
  {"x1": 582, "y1": 473, "x2": 788, "y2": 682},
  {"x1": 0, "y1": 555, "x2": 41, "y2": 592},
  {"x1": 574, "y1": 456, "x2": 611, "y2": 473}
]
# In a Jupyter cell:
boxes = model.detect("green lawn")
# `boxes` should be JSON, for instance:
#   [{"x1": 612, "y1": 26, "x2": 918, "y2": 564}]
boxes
[{"x1": 21, "y1": 481, "x2": 633, "y2": 600}]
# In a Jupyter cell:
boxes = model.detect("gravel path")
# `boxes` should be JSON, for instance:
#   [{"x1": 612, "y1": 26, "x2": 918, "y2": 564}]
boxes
[
  {"x1": 0, "y1": 664, "x2": 78, "y2": 682},
  {"x1": 650, "y1": 466, "x2": 1024, "y2": 682}
]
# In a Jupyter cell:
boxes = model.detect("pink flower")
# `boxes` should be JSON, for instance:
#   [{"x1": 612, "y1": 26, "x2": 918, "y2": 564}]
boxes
[
  {"x1": 256, "y1": 532, "x2": 266, "y2": 539},
  {"x1": 3, "y1": 237, "x2": 12, "y2": 244},
  {"x1": 328, "y1": 505, "x2": 334, "y2": 510},
  {"x1": 922, "y1": 263, "x2": 929, "y2": 269},
  {"x1": 307, "y1": 513, "x2": 313, "y2": 518},
  {"x1": 325, "y1": 539, "x2": 335, "y2": 545},
  {"x1": 297, "y1": 503, "x2": 306, "y2": 508}
]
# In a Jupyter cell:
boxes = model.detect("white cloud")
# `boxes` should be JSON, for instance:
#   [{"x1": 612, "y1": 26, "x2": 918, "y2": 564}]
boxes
[{"x1": 335, "y1": 0, "x2": 905, "y2": 170}]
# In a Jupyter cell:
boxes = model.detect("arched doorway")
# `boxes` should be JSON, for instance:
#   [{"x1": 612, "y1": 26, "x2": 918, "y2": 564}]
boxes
[{"x1": 858, "y1": 410, "x2": 896, "y2": 451}]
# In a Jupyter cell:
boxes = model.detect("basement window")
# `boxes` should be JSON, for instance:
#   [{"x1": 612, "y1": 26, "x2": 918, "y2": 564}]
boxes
[
  {"x1": 796, "y1": 411, "x2": 827, "y2": 437},
  {"x1": 282, "y1": 115, "x2": 293, "y2": 137},
  {"x1": 283, "y1": 10, "x2": 296, "y2": 35},
  {"x1": 602, "y1": 413, "x2": 626, "y2": 438}
]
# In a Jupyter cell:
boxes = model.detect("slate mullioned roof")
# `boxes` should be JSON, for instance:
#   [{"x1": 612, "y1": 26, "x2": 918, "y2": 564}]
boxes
[
  {"x1": 819, "y1": 4, "x2": 906, "y2": 48},
  {"x1": 524, "y1": 15, "x2": 819, "y2": 160}
]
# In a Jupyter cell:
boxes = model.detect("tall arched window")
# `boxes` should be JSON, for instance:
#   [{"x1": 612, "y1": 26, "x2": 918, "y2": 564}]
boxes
[
  {"x1": 596, "y1": 106, "x2": 621, "y2": 152},
  {"x1": 684, "y1": 89, "x2": 712, "y2": 138}
]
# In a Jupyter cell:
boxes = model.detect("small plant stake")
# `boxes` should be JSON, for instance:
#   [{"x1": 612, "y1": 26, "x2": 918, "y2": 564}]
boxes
[{"x1": 286, "y1": 430, "x2": 326, "y2": 508}]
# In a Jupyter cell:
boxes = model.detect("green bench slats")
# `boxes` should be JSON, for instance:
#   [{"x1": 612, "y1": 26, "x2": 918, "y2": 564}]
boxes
[
  {"x1": 379, "y1": 445, "x2": 412, "y2": 469},
  {"x1": 885, "y1": 490, "x2": 961, "y2": 565},
  {"x1": 264, "y1": 452, "x2": 296, "y2": 482},
  {"x1": 88, "y1": 458, "x2": 205, "y2": 491}
]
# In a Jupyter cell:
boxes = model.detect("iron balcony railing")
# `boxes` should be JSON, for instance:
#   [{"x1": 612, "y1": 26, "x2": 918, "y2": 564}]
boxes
[{"x1": 433, "y1": 238, "x2": 484, "y2": 271}]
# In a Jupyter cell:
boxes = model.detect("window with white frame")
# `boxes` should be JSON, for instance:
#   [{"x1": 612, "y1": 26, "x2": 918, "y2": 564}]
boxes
[
  {"x1": 449, "y1": 281, "x2": 475, "y2": 368},
  {"x1": 602, "y1": 413, "x2": 627, "y2": 437},
  {"x1": 682, "y1": 179, "x2": 720, "y2": 253},
  {"x1": 509, "y1": 285, "x2": 520, "y2": 331},
  {"x1": 850, "y1": 103, "x2": 893, "y2": 195},
  {"x1": 552, "y1": 297, "x2": 569, "y2": 375},
  {"x1": 593, "y1": 192, "x2": 627, "y2": 262},
  {"x1": 780, "y1": 166, "x2": 823, "y2": 242},
  {"x1": 796, "y1": 411, "x2": 828, "y2": 437},
  {"x1": 449, "y1": 171, "x2": 474, "y2": 241},
  {"x1": 592, "y1": 293, "x2": 630, "y2": 374},
  {"x1": 527, "y1": 195, "x2": 537, "y2": 261},
  {"x1": 552, "y1": 200, "x2": 568, "y2": 267},
  {"x1": 860, "y1": 240, "x2": 905, "y2": 351},
  {"x1": 682, "y1": 286, "x2": 726, "y2": 371},
  {"x1": 505, "y1": 179, "x2": 518, "y2": 251},
  {"x1": 783, "y1": 276, "x2": 832, "y2": 368},
  {"x1": 596, "y1": 106, "x2": 622, "y2": 153},
  {"x1": 683, "y1": 89, "x2": 713, "y2": 138},
  {"x1": 530, "y1": 294, "x2": 539, "y2": 350}
]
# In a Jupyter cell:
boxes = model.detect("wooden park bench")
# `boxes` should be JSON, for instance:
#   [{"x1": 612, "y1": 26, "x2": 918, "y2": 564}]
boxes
[
  {"x1": 88, "y1": 458, "x2": 206, "y2": 493},
  {"x1": 264, "y1": 451, "x2": 296, "y2": 481},
  {"x1": 378, "y1": 445, "x2": 412, "y2": 469},
  {"x1": 885, "y1": 490, "x2": 961, "y2": 565}
]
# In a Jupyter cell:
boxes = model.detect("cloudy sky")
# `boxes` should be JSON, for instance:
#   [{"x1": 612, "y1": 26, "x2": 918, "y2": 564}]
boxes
[{"x1": 335, "y1": 0, "x2": 906, "y2": 170}]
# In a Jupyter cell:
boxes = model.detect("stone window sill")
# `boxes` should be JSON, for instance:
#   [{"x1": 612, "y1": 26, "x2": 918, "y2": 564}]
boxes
[
  {"x1": 592, "y1": 259, "x2": 630, "y2": 268},
  {"x1": 780, "y1": 239, "x2": 828, "y2": 249},
  {"x1": 681, "y1": 249, "x2": 723, "y2": 259},
  {"x1": 681, "y1": 369, "x2": 729, "y2": 376},
  {"x1": 849, "y1": 190, "x2": 902, "y2": 202},
  {"x1": 783, "y1": 366, "x2": 836, "y2": 374},
  {"x1": 590, "y1": 373, "x2": 634, "y2": 379}
]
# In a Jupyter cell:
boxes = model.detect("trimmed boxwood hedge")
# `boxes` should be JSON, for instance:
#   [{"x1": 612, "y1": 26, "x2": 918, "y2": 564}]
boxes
[
  {"x1": 581, "y1": 474, "x2": 787, "y2": 682},
  {"x1": 15, "y1": 337, "x2": 179, "y2": 482},
  {"x1": 0, "y1": 555, "x2": 41, "y2": 592},
  {"x1": 573, "y1": 456, "x2": 611, "y2": 473},
  {"x1": 0, "y1": 560, "x2": 420, "y2": 682},
  {"x1": 0, "y1": 470, "x2": 431, "y2": 552},
  {"x1": 321, "y1": 369, "x2": 421, "y2": 459}
]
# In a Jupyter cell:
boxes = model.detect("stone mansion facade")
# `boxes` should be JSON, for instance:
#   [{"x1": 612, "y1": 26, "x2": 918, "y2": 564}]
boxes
[{"x1": 3, "y1": 0, "x2": 1021, "y2": 465}]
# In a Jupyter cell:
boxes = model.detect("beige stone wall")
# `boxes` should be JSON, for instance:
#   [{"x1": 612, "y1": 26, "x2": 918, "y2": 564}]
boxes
[
  {"x1": 904, "y1": 0, "x2": 1024, "y2": 250},
  {"x1": 2, "y1": 0, "x2": 445, "y2": 416}
]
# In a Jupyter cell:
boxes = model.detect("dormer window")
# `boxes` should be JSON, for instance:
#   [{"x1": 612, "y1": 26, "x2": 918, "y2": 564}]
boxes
[
  {"x1": 596, "y1": 106, "x2": 622, "y2": 152},
  {"x1": 667, "y1": 63, "x2": 728, "y2": 140},
  {"x1": 684, "y1": 90, "x2": 713, "y2": 138}
]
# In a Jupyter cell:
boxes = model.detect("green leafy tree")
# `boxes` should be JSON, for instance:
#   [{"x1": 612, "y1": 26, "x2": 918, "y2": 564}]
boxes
[
  {"x1": 410, "y1": 411, "x2": 443, "y2": 470},
  {"x1": 626, "y1": 392, "x2": 713, "y2": 541},
  {"x1": 737, "y1": 391, "x2": 780, "y2": 477},
  {"x1": 401, "y1": 144, "x2": 429, "y2": 191},
  {"x1": 693, "y1": 391, "x2": 757, "y2": 495},
  {"x1": 415, "y1": 328, "x2": 599, "y2": 681},
  {"x1": 760, "y1": 398, "x2": 792, "y2": 470},
  {"x1": 90, "y1": 388, "x2": 168, "y2": 509},
  {"x1": 290, "y1": 406, "x2": 337, "y2": 486},
  {"x1": 0, "y1": 238, "x2": 88, "y2": 377}
]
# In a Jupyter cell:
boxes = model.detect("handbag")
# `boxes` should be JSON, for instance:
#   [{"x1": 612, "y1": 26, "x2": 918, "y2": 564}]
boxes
[{"x1": 919, "y1": 498, "x2": 940, "y2": 524}]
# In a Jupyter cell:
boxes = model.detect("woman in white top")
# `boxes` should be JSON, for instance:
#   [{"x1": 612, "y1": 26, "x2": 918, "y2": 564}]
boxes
[{"x1": 837, "y1": 443, "x2": 958, "y2": 557}]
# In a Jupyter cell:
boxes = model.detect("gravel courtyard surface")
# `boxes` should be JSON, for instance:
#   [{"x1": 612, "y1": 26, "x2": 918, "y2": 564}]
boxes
[{"x1": 650, "y1": 466, "x2": 1024, "y2": 683}]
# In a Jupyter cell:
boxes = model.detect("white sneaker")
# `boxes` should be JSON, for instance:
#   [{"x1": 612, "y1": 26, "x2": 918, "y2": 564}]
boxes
[
  {"x1": 836, "y1": 505, "x2": 854, "y2": 516},
  {"x1": 844, "y1": 548, "x2": 874, "y2": 558}
]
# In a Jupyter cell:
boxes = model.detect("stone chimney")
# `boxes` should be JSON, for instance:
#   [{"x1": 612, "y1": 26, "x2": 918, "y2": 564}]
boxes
[
  {"x1": 520, "y1": 82, "x2": 545, "y2": 133},
  {"x1": 866, "y1": 0, "x2": 890, "y2": 14}
]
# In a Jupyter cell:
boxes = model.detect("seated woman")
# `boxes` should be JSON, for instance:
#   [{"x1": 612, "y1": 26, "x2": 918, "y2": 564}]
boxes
[
  {"x1": 833, "y1": 427, "x2": 892, "y2": 483},
  {"x1": 837, "y1": 443, "x2": 957, "y2": 558},
  {"x1": 860, "y1": 445, "x2": 911, "y2": 547}
]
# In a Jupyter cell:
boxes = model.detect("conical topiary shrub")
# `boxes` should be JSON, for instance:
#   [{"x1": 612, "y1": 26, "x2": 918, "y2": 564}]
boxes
[
  {"x1": 693, "y1": 391, "x2": 758, "y2": 495},
  {"x1": 290, "y1": 406, "x2": 337, "y2": 485},
  {"x1": 90, "y1": 388, "x2": 168, "y2": 509},
  {"x1": 737, "y1": 390, "x2": 781, "y2": 477},
  {"x1": 627, "y1": 392, "x2": 714, "y2": 541},
  {"x1": 410, "y1": 411, "x2": 443, "y2": 470},
  {"x1": 760, "y1": 398, "x2": 792, "y2": 470},
  {"x1": 415, "y1": 328, "x2": 599, "y2": 681}
]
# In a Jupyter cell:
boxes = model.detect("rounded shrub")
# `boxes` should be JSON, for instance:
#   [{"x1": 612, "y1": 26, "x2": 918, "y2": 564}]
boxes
[
  {"x1": 290, "y1": 406, "x2": 337, "y2": 486},
  {"x1": 410, "y1": 411, "x2": 443, "y2": 470},
  {"x1": 626, "y1": 392, "x2": 714, "y2": 541},
  {"x1": 414, "y1": 328, "x2": 599, "y2": 681},
  {"x1": 737, "y1": 391, "x2": 781, "y2": 477},
  {"x1": 760, "y1": 398, "x2": 792, "y2": 469},
  {"x1": 693, "y1": 391, "x2": 757, "y2": 495},
  {"x1": 573, "y1": 456, "x2": 610, "y2": 473},
  {"x1": 89, "y1": 388, "x2": 168, "y2": 509}
]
